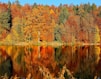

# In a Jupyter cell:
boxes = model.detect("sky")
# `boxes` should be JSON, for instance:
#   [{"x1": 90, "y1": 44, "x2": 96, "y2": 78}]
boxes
[{"x1": 0, "y1": 0, "x2": 101, "y2": 6}]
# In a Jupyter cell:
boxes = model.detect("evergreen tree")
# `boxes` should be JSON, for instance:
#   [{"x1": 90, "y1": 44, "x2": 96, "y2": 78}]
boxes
[
  {"x1": 84, "y1": 3, "x2": 92, "y2": 13},
  {"x1": 73, "y1": 5, "x2": 79, "y2": 15},
  {"x1": 0, "y1": 4, "x2": 12, "y2": 31},
  {"x1": 58, "y1": 6, "x2": 69, "y2": 24},
  {"x1": 98, "y1": 10, "x2": 101, "y2": 17},
  {"x1": 8, "y1": 0, "x2": 11, "y2": 8},
  {"x1": 32, "y1": 2, "x2": 37, "y2": 8},
  {"x1": 54, "y1": 25, "x2": 62, "y2": 42},
  {"x1": 15, "y1": 0, "x2": 21, "y2": 7}
]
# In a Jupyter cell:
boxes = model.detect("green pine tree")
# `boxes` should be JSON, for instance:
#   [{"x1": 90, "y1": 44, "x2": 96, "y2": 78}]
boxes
[
  {"x1": 0, "y1": 7, "x2": 12, "y2": 31},
  {"x1": 58, "y1": 6, "x2": 69, "y2": 25}
]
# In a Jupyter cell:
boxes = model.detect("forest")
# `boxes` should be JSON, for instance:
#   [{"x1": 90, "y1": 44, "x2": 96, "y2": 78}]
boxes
[
  {"x1": 0, "y1": 0, "x2": 101, "y2": 45},
  {"x1": 0, "y1": 1, "x2": 101, "y2": 79}
]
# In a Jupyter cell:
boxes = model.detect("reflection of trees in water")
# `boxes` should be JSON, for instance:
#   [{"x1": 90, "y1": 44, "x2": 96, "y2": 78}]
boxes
[
  {"x1": 0, "y1": 45, "x2": 100, "y2": 79},
  {"x1": 96, "y1": 46, "x2": 101, "y2": 78},
  {"x1": 24, "y1": 46, "x2": 58, "y2": 79},
  {"x1": 54, "y1": 46, "x2": 100, "y2": 79},
  {"x1": 74, "y1": 46, "x2": 98, "y2": 79},
  {"x1": 54, "y1": 46, "x2": 79, "y2": 71},
  {"x1": 11, "y1": 46, "x2": 26, "y2": 76},
  {"x1": 0, "y1": 48, "x2": 13, "y2": 78},
  {"x1": 54, "y1": 46, "x2": 63, "y2": 66}
]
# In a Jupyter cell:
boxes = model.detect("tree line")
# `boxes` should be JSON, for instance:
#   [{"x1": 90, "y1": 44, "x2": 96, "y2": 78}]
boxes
[{"x1": 0, "y1": 0, "x2": 101, "y2": 44}]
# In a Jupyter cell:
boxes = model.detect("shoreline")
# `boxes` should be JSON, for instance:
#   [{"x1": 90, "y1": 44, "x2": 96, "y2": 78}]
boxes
[{"x1": 0, "y1": 41, "x2": 101, "y2": 46}]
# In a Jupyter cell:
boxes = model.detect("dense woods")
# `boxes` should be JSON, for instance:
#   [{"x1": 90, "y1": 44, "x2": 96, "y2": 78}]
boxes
[
  {"x1": 0, "y1": 1, "x2": 101, "y2": 44},
  {"x1": 0, "y1": 1, "x2": 101, "y2": 78}
]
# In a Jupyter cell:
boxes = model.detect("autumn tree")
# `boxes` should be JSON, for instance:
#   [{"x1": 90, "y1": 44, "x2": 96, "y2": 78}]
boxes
[
  {"x1": 24, "y1": 5, "x2": 56, "y2": 42},
  {"x1": 65, "y1": 15, "x2": 78, "y2": 43},
  {"x1": 93, "y1": 25, "x2": 100, "y2": 43},
  {"x1": 12, "y1": 17, "x2": 24, "y2": 42}
]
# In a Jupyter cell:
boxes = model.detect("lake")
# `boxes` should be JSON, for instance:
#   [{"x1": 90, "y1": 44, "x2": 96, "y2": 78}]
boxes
[{"x1": 0, "y1": 45, "x2": 101, "y2": 79}]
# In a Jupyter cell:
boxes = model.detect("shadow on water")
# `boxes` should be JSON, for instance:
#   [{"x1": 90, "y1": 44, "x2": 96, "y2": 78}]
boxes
[{"x1": 0, "y1": 45, "x2": 101, "y2": 79}]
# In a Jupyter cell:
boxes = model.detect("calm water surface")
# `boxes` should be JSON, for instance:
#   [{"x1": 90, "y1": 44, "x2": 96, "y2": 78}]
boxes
[{"x1": 0, "y1": 45, "x2": 101, "y2": 79}]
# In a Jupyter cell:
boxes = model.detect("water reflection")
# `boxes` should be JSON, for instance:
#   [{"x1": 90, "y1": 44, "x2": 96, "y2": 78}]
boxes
[{"x1": 0, "y1": 45, "x2": 101, "y2": 79}]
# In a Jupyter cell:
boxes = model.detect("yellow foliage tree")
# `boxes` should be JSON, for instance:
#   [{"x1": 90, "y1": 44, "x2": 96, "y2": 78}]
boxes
[{"x1": 94, "y1": 25, "x2": 100, "y2": 43}]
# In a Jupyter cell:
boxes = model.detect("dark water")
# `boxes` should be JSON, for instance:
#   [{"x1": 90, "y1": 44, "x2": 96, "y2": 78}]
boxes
[{"x1": 0, "y1": 45, "x2": 101, "y2": 79}]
